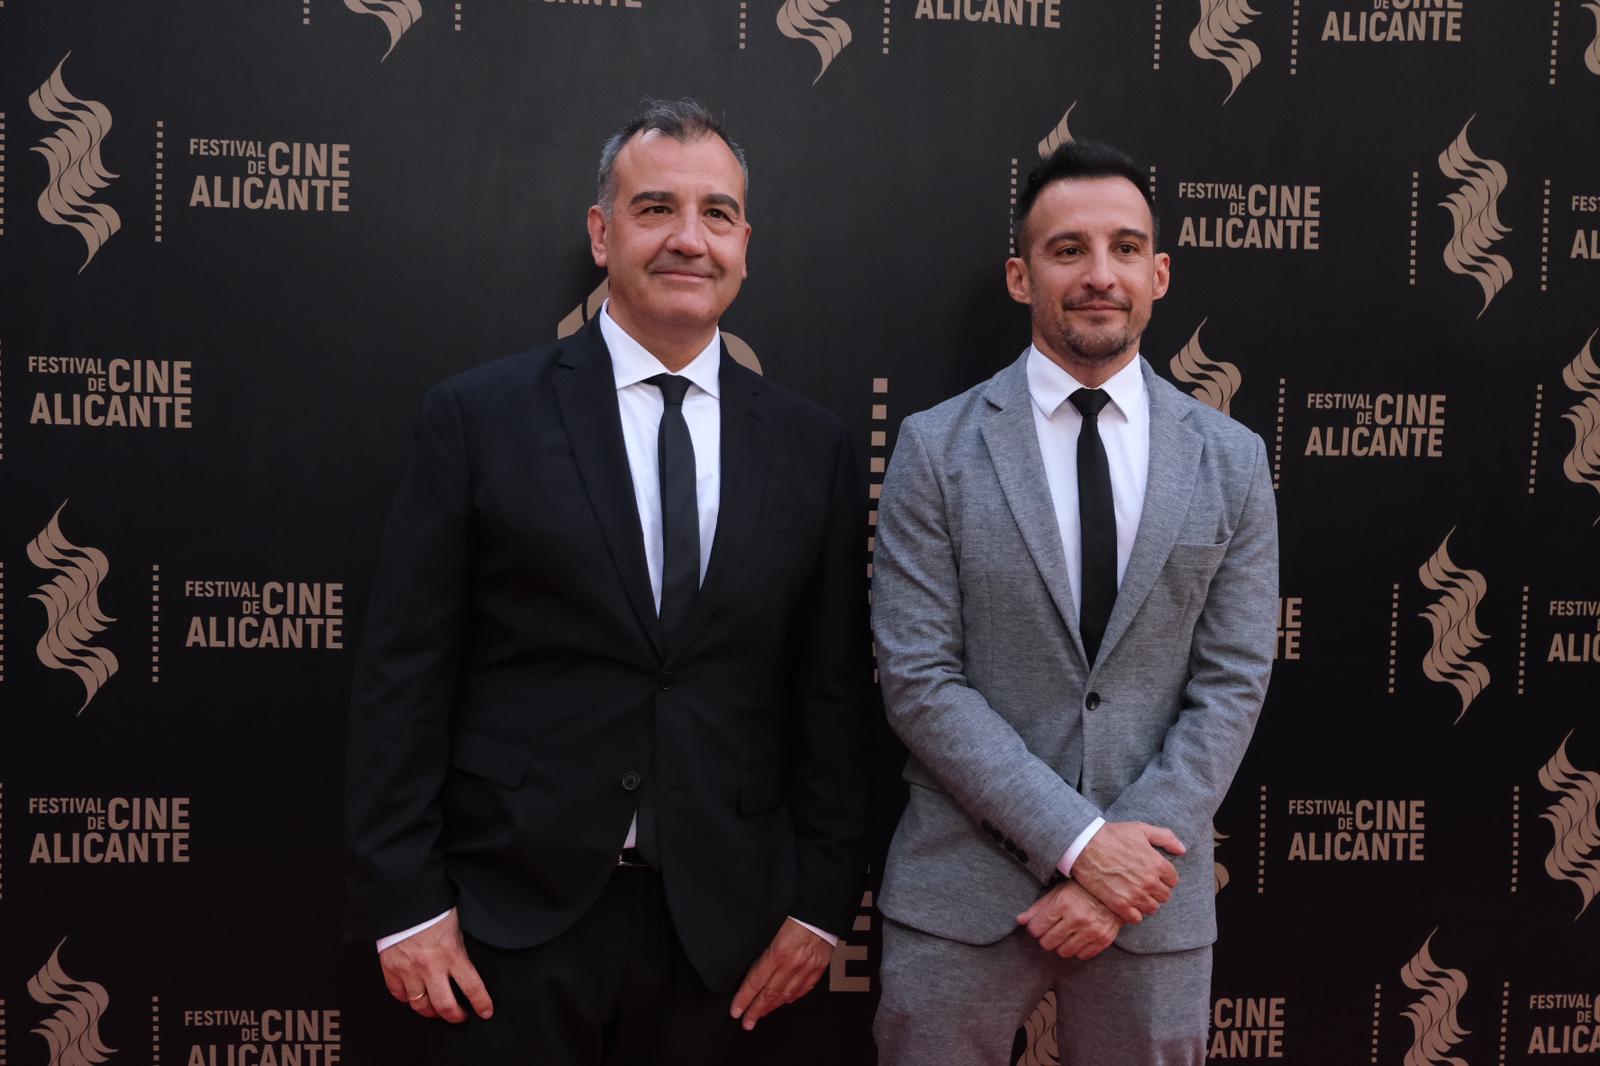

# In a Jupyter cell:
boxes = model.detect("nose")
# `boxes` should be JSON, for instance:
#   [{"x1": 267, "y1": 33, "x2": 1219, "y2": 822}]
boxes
[
  {"x1": 1082, "y1": 247, "x2": 1116, "y2": 291},
  {"x1": 664, "y1": 213, "x2": 708, "y2": 257}
]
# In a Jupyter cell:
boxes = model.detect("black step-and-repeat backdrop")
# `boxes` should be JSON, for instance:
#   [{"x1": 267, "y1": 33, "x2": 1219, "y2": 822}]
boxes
[{"x1": 3, "y1": 2, "x2": 1598, "y2": 1063}]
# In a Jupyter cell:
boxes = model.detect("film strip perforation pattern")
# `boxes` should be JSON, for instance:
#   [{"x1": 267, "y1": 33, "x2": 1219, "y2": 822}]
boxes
[
  {"x1": 152, "y1": 564, "x2": 161, "y2": 683},
  {"x1": 1, "y1": 111, "x2": 8, "y2": 236},
  {"x1": 1369, "y1": 983, "x2": 1382, "y2": 1063},
  {"x1": 1541, "y1": 178, "x2": 1552, "y2": 292},
  {"x1": 1510, "y1": 785, "x2": 1520, "y2": 893},
  {"x1": 155, "y1": 121, "x2": 165, "y2": 243},
  {"x1": 1528, "y1": 383, "x2": 1543, "y2": 494},
  {"x1": 1518, "y1": 584, "x2": 1530, "y2": 695},
  {"x1": 1549, "y1": 0, "x2": 1561, "y2": 86},
  {"x1": 1255, "y1": 783, "x2": 1267, "y2": 894},
  {"x1": 455, "y1": 3, "x2": 463, "y2": 32},
  {"x1": 1387, "y1": 583, "x2": 1400, "y2": 694},
  {"x1": 1148, "y1": 164, "x2": 1157, "y2": 200},
  {"x1": 1289, "y1": 0, "x2": 1301, "y2": 75},
  {"x1": 882, "y1": 0, "x2": 891, "y2": 55},
  {"x1": 1408, "y1": 171, "x2": 1419, "y2": 286},
  {"x1": 303, "y1": 0, "x2": 311, "y2": 26},
  {"x1": 739, "y1": 2, "x2": 747, "y2": 50},
  {"x1": 0, "y1": 993, "x2": 7, "y2": 1066},
  {"x1": 1152, "y1": 0, "x2": 1163, "y2": 69},
  {"x1": 1498, "y1": 980, "x2": 1512, "y2": 1064},
  {"x1": 869, "y1": 379, "x2": 890, "y2": 679},
  {"x1": 1009, "y1": 157, "x2": 1019, "y2": 254},
  {"x1": 152, "y1": 995, "x2": 161, "y2": 1066},
  {"x1": 1272, "y1": 377, "x2": 1286, "y2": 489}
]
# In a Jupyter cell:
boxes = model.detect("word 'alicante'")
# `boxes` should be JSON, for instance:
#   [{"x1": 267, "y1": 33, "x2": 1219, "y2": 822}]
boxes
[
  {"x1": 188, "y1": 139, "x2": 351, "y2": 212},
  {"x1": 913, "y1": 0, "x2": 1061, "y2": 28}
]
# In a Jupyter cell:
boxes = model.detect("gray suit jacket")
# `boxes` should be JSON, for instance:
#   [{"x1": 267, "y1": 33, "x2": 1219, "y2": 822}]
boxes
[{"x1": 872, "y1": 353, "x2": 1277, "y2": 954}]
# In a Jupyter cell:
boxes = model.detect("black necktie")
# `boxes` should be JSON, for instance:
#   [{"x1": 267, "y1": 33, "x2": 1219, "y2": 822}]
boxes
[
  {"x1": 1070, "y1": 388, "x2": 1116, "y2": 665},
  {"x1": 647, "y1": 374, "x2": 699, "y2": 641}
]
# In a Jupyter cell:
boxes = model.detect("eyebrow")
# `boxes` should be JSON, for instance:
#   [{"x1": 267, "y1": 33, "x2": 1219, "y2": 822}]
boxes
[
  {"x1": 1044, "y1": 226, "x2": 1151, "y2": 245},
  {"x1": 629, "y1": 190, "x2": 744, "y2": 219}
]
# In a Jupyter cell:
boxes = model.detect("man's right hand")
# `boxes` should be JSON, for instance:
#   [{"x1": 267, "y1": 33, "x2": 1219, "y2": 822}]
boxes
[
  {"x1": 378, "y1": 907, "x2": 494, "y2": 1023},
  {"x1": 1070, "y1": 821, "x2": 1185, "y2": 924}
]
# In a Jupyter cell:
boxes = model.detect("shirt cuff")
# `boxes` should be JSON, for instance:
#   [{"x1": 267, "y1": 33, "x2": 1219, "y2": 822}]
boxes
[
  {"x1": 786, "y1": 916, "x2": 839, "y2": 947},
  {"x1": 1058, "y1": 817, "x2": 1106, "y2": 878},
  {"x1": 376, "y1": 909, "x2": 451, "y2": 953}
]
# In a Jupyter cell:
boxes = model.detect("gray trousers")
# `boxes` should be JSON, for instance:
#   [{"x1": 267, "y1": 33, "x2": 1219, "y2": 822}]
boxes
[{"x1": 874, "y1": 917, "x2": 1212, "y2": 1066}]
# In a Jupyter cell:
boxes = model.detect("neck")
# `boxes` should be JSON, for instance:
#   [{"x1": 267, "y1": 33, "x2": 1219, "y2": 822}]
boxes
[
  {"x1": 1034, "y1": 340, "x2": 1139, "y2": 389},
  {"x1": 607, "y1": 304, "x2": 716, "y2": 373}
]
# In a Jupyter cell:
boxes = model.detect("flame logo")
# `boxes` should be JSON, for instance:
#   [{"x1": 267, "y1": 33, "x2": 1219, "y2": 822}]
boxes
[
  {"x1": 1417, "y1": 528, "x2": 1489, "y2": 722},
  {"x1": 1189, "y1": 0, "x2": 1262, "y2": 105},
  {"x1": 559, "y1": 278, "x2": 763, "y2": 374},
  {"x1": 1437, "y1": 116, "x2": 1513, "y2": 318},
  {"x1": 29, "y1": 937, "x2": 115, "y2": 1066},
  {"x1": 1585, "y1": 3, "x2": 1600, "y2": 76},
  {"x1": 28, "y1": 501, "x2": 119, "y2": 714},
  {"x1": 29, "y1": 53, "x2": 121, "y2": 274},
  {"x1": 1214, "y1": 825, "x2": 1230, "y2": 894},
  {"x1": 1017, "y1": 989, "x2": 1058, "y2": 1066},
  {"x1": 1399, "y1": 930, "x2": 1469, "y2": 1066},
  {"x1": 777, "y1": 0, "x2": 852, "y2": 85},
  {"x1": 1037, "y1": 102, "x2": 1076, "y2": 158},
  {"x1": 1538, "y1": 731, "x2": 1600, "y2": 919},
  {"x1": 1169, "y1": 318, "x2": 1242, "y2": 416},
  {"x1": 1561, "y1": 329, "x2": 1600, "y2": 518},
  {"x1": 344, "y1": 0, "x2": 422, "y2": 61}
]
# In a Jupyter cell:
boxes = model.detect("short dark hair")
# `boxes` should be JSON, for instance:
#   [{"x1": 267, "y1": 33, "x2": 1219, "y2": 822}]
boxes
[
  {"x1": 596, "y1": 98, "x2": 749, "y2": 216},
  {"x1": 1012, "y1": 139, "x2": 1158, "y2": 253}
]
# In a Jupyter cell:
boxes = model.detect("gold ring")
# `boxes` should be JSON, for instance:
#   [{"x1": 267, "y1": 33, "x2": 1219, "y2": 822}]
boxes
[{"x1": 410, "y1": 991, "x2": 427, "y2": 1001}]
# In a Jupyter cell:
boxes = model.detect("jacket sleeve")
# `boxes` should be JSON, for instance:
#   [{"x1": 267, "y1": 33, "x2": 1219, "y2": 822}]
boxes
[{"x1": 344, "y1": 380, "x2": 473, "y2": 941}]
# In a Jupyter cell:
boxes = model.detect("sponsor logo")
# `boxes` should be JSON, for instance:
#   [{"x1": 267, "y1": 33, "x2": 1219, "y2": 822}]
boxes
[
  {"x1": 29, "y1": 54, "x2": 121, "y2": 272},
  {"x1": 1277, "y1": 596, "x2": 1302, "y2": 661},
  {"x1": 827, "y1": 889, "x2": 874, "y2": 992},
  {"x1": 181, "y1": 1008, "x2": 342, "y2": 1064},
  {"x1": 182, "y1": 580, "x2": 345, "y2": 650},
  {"x1": 1320, "y1": 0, "x2": 1465, "y2": 44},
  {"x1": 186, "y1": 137, "x2": 352, "y2": 213},
  {"x1": 1573, "y1": 191, "x2": 1600, "y2": 259},
  {"x1": 1017, "y1": 990, "x2": 1057, "y2": 1066},
  {"x1": 1302, "y1": 391, "x2": 1446, "y2": 459},
  {"x1": 1523, "y1": 991, "x2": 1600, "y2": 1055},
  {"x1": 1399, "y1": 931, "x2": 1470, "y2": 1066},
  {"x1": 1214, "y1": 826, "x2": 1230, "y2": 893},
  {"x1": 1560, "y1": 329, "x2": 1600, "y2": 518},
  {"x1": 29, "y1": 938, "x2": 115, "y2": 1066},
  {"x1": 1537, "y1": 732, "x2": 1600, "y2": 919},
  {"x1": 26, "y1": 356, "x2": 194, "y2": 429},
  {"x1": 26, "y1": 795, "x2": 192, "y2": 864},
  {"x1": 912, "y1": 0, "x2": 1063, "y2": 30},
  {"x1": 1417, "y1": 529, "x2": 1489, "y2": 721},
  {"x1": 1438, "y1": 116, "x2": 1512, "y2": 318},
  {"x1": 28, "y1": 502, "x2": 118, "y2": 714},
  {"x1": 1586, "y1": 3, "x2": 1600, "y2": 76},
  {"x1": 345, "y1": 0, "x2": 422, "y2": 61},
  {"x1": 1543, "y1": 597, "x2": 1600, "y2": 664},
  {"x1": 1209, "y1": 996, "x2": 1287, "y2": 1060},
  {"x1": 1174, "y1": 181, "x2": 1323, "y2": 251},
  {"x1": 558, "y1": 279, "x2": 763, "y2": 374},
  {"x1": 1189, "y1": 0, "x2": 1263, "y2": 104},
  {"x1": 1037, "y1": 102, "x2": 1075, "y2": 158},
  {"x1": 778, "y1": 0, "x2": 852, "y2": 85},
  {"x1": 1285, "y1": 798, "x2": 1426, "y2": 862},
  {"x1": 1169, "y1": 318, "x2": 1241, "y2": 416}
]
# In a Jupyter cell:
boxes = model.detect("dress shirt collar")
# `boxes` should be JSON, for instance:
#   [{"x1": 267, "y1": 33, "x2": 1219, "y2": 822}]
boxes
[
  {"x1": 1026, "y1": 345, "x2": 1145, "y2": 423},
  {"x1": 599, "y1": 301, "x2": 722, "y2": 399}
]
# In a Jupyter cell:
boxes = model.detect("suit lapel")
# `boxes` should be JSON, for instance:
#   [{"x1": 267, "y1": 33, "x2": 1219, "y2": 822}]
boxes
[
  {"x1": 671, "y1": 350, "x2": 771, "y2": 661},
  {"x1": 1096, "y1": 361, "x2": 1203, "y2": 665},
  {"x1": 552, "y1": 318, "x2": 665, "y2": 657},
  {"x1": 980, "y1": 354, "x2": 1088, "y2": 666}
]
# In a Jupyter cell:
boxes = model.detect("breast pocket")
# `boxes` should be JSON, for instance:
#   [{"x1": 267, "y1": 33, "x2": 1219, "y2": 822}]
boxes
[{"x1": 1167, "y1": 539, "x2": 1229, "y2": 580}]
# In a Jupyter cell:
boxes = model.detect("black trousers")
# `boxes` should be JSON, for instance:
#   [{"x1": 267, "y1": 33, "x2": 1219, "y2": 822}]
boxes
[{"x1": 425, "y1": 866, "x2": 746, "y2": 1066}]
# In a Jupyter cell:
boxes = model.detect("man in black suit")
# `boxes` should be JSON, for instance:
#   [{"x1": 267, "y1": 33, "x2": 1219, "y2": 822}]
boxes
[{"x1": 345, "y1": 99, "x2": 871, "y2": 1065}]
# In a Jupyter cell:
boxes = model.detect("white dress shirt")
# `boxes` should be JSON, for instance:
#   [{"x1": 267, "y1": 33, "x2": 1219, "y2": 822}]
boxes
[
  {"x1": 1024, "y1": 347, "x2": 1151, "y2": 878},
  {"x1": 379, "y1": 304, "x2": 834, "y2": 951}
]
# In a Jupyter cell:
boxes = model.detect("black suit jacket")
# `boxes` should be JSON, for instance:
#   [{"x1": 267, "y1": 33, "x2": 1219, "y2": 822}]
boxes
[{"x1": 345, "y1": 318, "x2": 871, "y2": 993}]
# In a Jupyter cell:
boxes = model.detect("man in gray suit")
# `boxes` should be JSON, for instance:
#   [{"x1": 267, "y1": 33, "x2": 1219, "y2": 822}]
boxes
[{"x1": 871, "y1": 140, "x2": 1278, "y2": 1065}]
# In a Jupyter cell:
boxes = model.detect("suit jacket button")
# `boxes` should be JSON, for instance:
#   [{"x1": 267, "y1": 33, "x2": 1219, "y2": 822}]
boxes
[
  {"x1": 658, "y1": 671, "x2": 674, "y2": 691},
  {"x1": 1085, "y1": 691, "x2": 1101, "y2": 711},
  {"x1": 621, "y1": 772, "x2": 641, "y2": 791},
  {"x1": 1015, "y1": 848, "x2": 1029, "y2": 864}
]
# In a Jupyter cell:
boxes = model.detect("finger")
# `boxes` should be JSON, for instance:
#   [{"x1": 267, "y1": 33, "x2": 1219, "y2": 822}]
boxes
[
  {"x1": 381, "y1": 965, "x2": 410, "y2": 1003},
  {"x1": 742, "y1": 983, "x2": 784, "y2": 1030},
  {"x1": 411, "y1": 993, "x2": 439, "y2": 1020},
  {"x1": 1039, "y1": 920, "x2": 1073, "y2": 953},
  {"x1": 451, "y1": 957, "x2": 495, "y2": 1020},
  {"x1": 427, "y1": 970, "x2": 467, "y2": 1024},
  {"x1": 1145, "y1": 826, "x2": 1187, "y2": 855},
  {"x1": 1025, "y1": 909, "x2": 1060, "y2": 939},
  {"x1": 730, "y1": 957, "x2": 772, "y2": 1019},
  {"x1": 1017, "y1": 899, "x2": 1041, "y2": 924},
  {"x1": 1075, "y1": 937, "x2": 1111, "y2": 961}
]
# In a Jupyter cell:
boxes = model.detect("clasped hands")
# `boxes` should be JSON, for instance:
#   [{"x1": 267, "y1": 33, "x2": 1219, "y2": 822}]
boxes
[{"x1": 1016, "y1": 820, "x2": 1185, "y2": 961}]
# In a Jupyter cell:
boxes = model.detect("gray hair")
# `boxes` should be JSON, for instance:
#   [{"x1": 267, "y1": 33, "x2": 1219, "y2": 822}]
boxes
[{"x1": 596, "y1": 98, "x2": 749, "y2": 216}]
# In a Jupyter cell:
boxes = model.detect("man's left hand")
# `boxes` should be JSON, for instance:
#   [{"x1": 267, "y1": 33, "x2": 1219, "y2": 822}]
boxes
[
  {"x1": 729, "y1": 919, "x2": 834, "y2": 1030},
  {"x1": 1017, "y1": 880, "x2": 1124, "y2": 960}
]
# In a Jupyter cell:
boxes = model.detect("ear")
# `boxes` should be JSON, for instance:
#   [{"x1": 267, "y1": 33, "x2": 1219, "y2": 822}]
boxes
[
  {"x1": 739, "y1": 219, "x2": 751, "y2": 280},
  {"x1": 1151, "y1": 250, "x2": 1172, "y2": 302},
  {"x1": 1004, "y1": 255, "x2": 1032, "y2": 305},
  {"x1": 586, "y1": 205, "x2": 609, "y2": 269}
]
